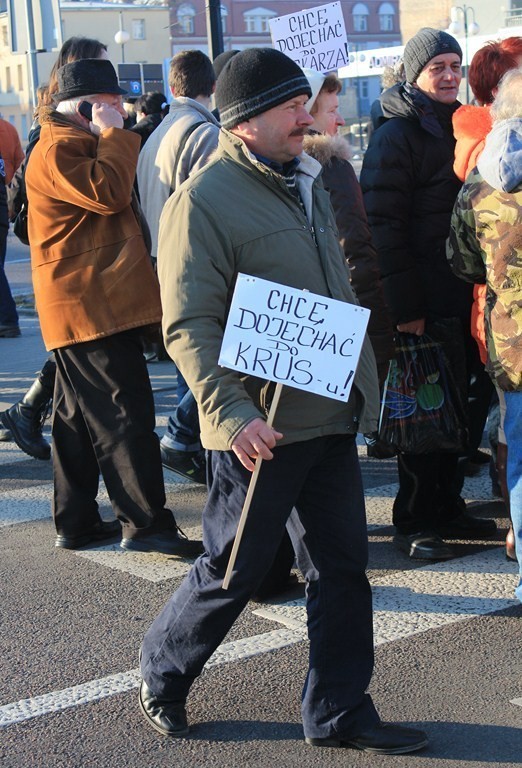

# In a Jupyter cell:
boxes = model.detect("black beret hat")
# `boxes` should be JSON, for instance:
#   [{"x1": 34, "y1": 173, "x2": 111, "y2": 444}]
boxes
[
  {"x1": 215, "y1": 48, "x2": 312, "y2": 130},
  {"x1": 403, "y1": 28, "x2": 462, "y2": 84},
  {"x1": 54, "y1": 58, "x2": 127, "y2": 102}
]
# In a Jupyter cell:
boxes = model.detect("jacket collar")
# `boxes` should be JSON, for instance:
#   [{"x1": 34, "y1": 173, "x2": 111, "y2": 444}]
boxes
[
  {"x1": 379, "y1": 82, "x2": 460, "y2": 139},
  {"x1": 218, "y1": 128, "x2": 322, "y2": 183}
]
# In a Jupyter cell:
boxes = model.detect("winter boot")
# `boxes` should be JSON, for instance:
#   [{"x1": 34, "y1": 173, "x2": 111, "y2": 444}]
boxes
[{"x1": 0, "y1": 357, "x2": 55, "y2": 460}]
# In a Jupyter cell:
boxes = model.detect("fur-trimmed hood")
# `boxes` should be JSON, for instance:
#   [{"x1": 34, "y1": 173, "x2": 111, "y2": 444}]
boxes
[{"x1": 302, "y1": 131, "x2": 352, "y2": 167}]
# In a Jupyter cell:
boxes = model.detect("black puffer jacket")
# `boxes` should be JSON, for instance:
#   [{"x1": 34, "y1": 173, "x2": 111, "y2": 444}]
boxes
[{"x1": 360, "y1": 83, "x2": 473, "y2": 327}]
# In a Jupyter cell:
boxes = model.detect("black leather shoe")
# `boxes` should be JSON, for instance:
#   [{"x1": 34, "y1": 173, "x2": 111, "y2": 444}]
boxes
[
  {"x1": 435, "y1": 511, "x2": 497, "y2": 539},
  {"x1": 160, "y1": 444, "x2": 207, "y2": 485},
  {"x1": 394, "y1": 532, "x2": 455, "y2": 560},
  {"x1": 305, "y1": 723, "x2": 429, "y2": 755},
  {"x1": 121, "y1": 526, "x2": 203, "y2": 556},
  {"x1": 139, "y1": 680, "x2": 189, "y2": 737},
  {"x1": 55, "y1": 520, "x2": 121, "y2": 549}
]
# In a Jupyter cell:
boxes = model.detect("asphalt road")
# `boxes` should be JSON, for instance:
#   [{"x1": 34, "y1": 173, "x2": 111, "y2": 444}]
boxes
[{"x1": 1, "y1": 233, "x2": 521, "y2": 768}]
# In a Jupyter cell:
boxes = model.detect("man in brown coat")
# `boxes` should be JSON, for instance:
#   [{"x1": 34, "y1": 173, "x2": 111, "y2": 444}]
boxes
[{"x1": 26, "y1": 58, "x2": 202, "y2": 556}]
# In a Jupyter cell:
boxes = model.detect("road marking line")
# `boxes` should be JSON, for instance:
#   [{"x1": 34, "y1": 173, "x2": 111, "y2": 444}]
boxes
[{"x1": 0, "y1": 549, "x2": 517, "y2": 728}]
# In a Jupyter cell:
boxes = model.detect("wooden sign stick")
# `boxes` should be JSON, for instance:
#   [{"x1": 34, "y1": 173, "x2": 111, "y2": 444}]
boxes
[{"x1": 222, "y1": 382, "x2": 284, "y2": 590}]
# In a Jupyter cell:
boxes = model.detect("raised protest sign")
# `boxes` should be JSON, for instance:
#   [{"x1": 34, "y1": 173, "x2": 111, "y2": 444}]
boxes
[
  {"x1": 219, "y1": 273, "x2": 370, "y2": 403},
  {"x1": 269, "y1": 1, "x2": 348, "y2": 72}
]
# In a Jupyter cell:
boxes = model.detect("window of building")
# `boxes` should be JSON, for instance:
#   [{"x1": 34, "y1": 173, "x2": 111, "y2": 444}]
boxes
[
  {"x1": 360, "y1": 79, "x2": 369, "y2": 99},
  {"x1": 2, "y1": 25, "x2": 8, "y2": 47},
  {"x1": 21, "y1": 114, "x2": 28, "y2": 141},
  {"x1": 17, "y1": 64, "x2": 23, "y2": 91},
  {"x1": 352, "y1": 3, "x2": 369, "y2": 32},
  {"x1": 6, "y1": 66, "x2": 12, "y2": 92},
  {"x1": 221, "y1": 4, "x2": 228, "y2": 34},
  {"x1": 243, "y1": 7, "x2": 276, "y2": 33},
  {"x1": 378, "y1": 2, "x2": 395, "y2": 31},
  {"x1": 177, "y1": 3, "x2": 196, "y2": 34},
  {"x1": 132, "y1": 19, "x2": 145, "y2": 40}
]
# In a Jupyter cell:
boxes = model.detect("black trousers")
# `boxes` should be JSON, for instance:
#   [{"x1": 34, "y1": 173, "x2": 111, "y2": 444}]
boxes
[
  {"x1": 52, "y1": 329, "x2": 172, "y2": 537},
  {"x1": 141, "y1": 435, "x2": 379, "y2": 739}
]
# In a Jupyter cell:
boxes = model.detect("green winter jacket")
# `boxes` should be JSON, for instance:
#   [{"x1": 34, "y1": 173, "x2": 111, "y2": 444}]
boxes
[{"x1": 157, "y1": 129, "x2": 380, "y2": 451}]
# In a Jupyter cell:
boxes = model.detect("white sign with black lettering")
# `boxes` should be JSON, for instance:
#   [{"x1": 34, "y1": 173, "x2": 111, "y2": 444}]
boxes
[
  {"x1": 269, "y1": 2, "x2": 348, "y2": 73},
  {"x1": 219, "y1": 274, "x2": 370, "y2": 403}
]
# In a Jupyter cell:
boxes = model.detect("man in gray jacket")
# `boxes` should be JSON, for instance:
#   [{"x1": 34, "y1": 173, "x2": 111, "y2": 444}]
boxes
[
  {"x1": 138, "y1": 48, "x2": 428, "y2": 756},
  {"x1": 138, "y1": 49, "x2": 220, "y2": 484}
]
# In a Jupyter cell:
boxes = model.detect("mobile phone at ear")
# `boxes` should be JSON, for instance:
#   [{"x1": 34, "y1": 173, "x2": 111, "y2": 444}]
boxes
[{"x1": 78, "y1": 101, "x2": 93, "y2": 121}]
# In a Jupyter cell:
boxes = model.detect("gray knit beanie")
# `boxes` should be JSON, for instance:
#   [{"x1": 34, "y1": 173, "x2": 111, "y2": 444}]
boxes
[
  {"x1": 403, "y1": 28, "x2": 462, "y2": 84},
  {"x1": 215, "y1": 48, "x2": 312, "y2": 129}
]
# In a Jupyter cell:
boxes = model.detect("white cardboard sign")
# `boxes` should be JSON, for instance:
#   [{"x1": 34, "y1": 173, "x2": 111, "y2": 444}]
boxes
[
  {"x1": 269, "y1": 2, "x2": 348, "y2": 73},
  {"x1": 219, "y1": 274, "x2": 370, "y2": 403}
]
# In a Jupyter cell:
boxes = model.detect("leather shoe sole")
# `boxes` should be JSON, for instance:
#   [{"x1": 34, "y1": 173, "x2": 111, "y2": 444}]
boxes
[
  {"x1": 394, "y1": 532, "x2": 455, "y2": 560},
  {"x1": 305, "y1": 723, "x2": 429, "y2": 755},
  {"x1": 139, "y1": 681, "x2": 189, "y2": 737},
  {"x1": 55, "y1": 520, "x2": 121, "y2": 549}
]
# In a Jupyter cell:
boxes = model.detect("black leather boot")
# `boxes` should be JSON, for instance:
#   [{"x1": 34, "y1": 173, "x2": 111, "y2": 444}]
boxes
[{"x1": 0, "y1": 357, "x2": 55, "y2": 460}]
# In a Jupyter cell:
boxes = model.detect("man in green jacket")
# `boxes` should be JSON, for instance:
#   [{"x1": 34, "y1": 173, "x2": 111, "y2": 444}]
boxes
[{"x1": 139, "y1": 48, "x2": 428, "y2": 755}]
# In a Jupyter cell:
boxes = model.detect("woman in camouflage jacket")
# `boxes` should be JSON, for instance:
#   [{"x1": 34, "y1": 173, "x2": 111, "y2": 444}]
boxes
[{"x1": 447, "y1": 68, "x2": 522, "y2": 602}]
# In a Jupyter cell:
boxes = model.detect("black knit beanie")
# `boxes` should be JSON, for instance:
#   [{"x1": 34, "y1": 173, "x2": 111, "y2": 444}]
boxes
[
  {"x1": 403, "y1": 28, "x2": 462, "y2": 84},
  {"x1": 216, "y1": 48, "x2": 312, "y2": 129}
]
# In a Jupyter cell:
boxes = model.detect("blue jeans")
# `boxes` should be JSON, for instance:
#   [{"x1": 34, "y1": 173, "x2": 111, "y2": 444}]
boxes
[
  {"x1": 504, "y1": 391, "x2": 522, "y2": 603},
  {"x1": 141, "y1": 435, "x2": 380, "y2": 739},
  {"x1": 161, "y1": 367, "x2": 200, "y2": 452},
  {"x1": 0, "y1": 221, "x2": 18, "y2": 327}
]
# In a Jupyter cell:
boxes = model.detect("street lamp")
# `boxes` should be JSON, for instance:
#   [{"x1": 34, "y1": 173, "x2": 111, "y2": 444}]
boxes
[
  {"x1": 114, "y1": 12, "x2": 130, "y2": 64},
  {"x1": 349, "y1": 48, "x2": 366, "y2": 151},
  {"x1": 448, "y1": 5, "x2": 480, "y2": 103}
]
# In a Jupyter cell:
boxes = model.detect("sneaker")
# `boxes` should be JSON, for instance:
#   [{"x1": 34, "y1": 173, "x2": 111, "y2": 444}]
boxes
[
  {"x1": 160, "y1": 444, "x2": 207, "y2": 485},
  {"x1": 0, "y1": 324, "x2": 21, "y2": 338}
]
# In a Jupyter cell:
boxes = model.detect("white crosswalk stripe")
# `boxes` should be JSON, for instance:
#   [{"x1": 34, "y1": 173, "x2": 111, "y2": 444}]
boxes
[{"x1": 1, "y1": 437, "x2": 517, "y2": 729}]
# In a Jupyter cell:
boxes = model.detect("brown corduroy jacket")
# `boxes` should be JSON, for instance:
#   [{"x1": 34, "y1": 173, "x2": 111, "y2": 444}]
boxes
[{"x1": 26, "y1": 108, "x2": 161, "y2": 351}]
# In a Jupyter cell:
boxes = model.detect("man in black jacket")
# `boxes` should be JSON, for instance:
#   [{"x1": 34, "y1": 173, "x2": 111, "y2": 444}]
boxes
[{"x1": 361, "y1": 27, "x2": 496, "y2": 560}]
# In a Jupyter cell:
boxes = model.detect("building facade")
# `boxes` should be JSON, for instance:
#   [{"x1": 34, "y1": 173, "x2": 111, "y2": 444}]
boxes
[{"x1": 170, "y1": 0, "x2": 400, "y2": 55}]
